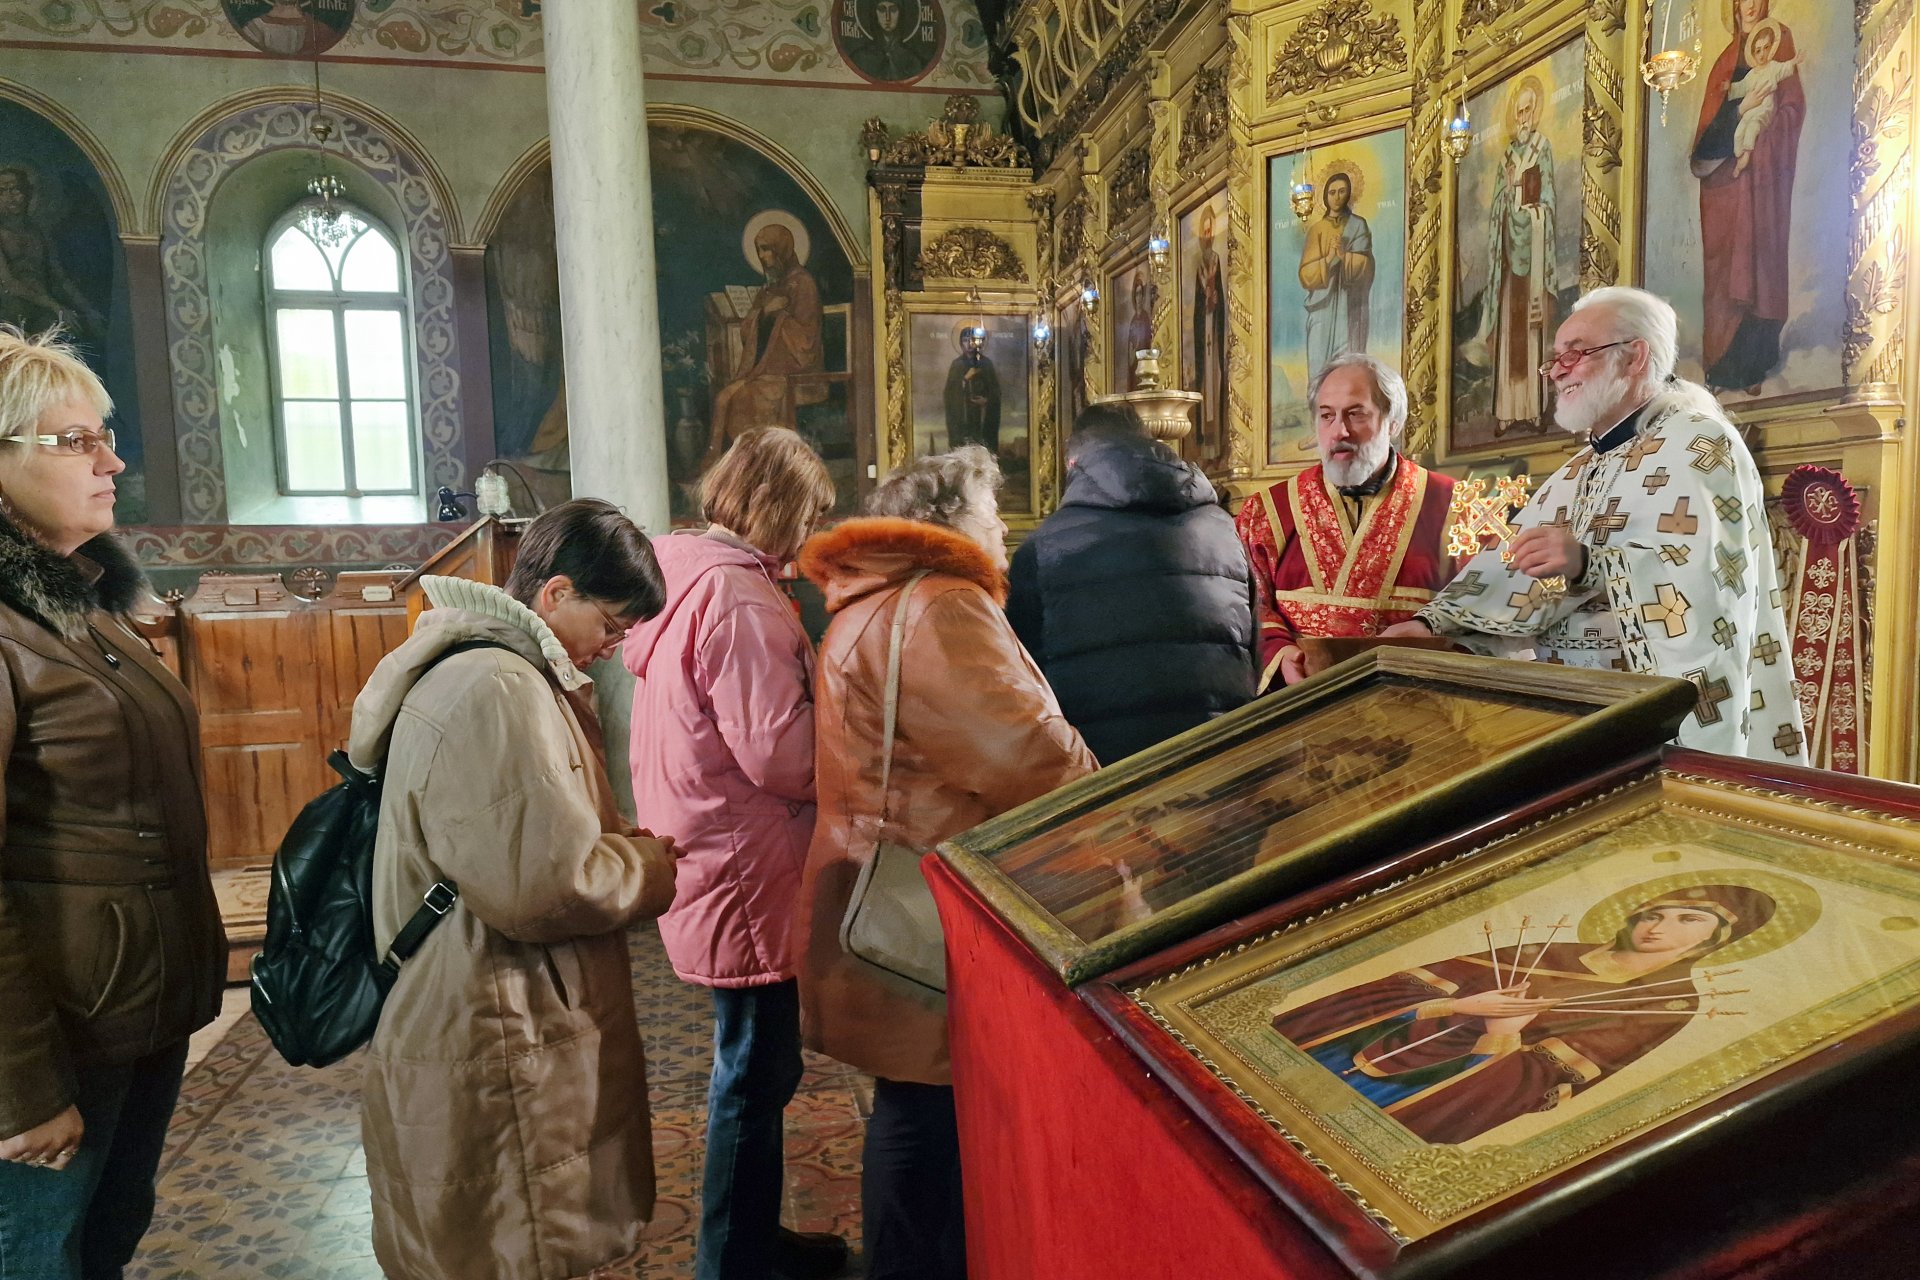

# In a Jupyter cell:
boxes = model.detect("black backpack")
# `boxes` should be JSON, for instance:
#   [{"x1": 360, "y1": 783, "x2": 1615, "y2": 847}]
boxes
[{"x1": 249, "y1": 639, "x2": 510, "y2": 1067}]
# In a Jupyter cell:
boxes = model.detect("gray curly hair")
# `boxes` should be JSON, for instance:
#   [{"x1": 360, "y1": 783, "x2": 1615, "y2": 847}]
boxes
[{"x1": 865, "y1": 443, "x2": 1003, "y2": 529}]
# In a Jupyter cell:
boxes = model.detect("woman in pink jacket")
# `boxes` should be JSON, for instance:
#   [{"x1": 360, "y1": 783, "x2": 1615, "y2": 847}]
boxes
[{"x1": 624, "y1": 428, "x2": 845, "y2": 1280}]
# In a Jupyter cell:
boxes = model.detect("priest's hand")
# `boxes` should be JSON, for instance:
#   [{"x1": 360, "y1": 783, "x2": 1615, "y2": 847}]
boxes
[
  {"x1": 1278, "y1": 645, "x2": 1308, "y2": 686},
  {"x1": 1380, "y1": 619, "x2": 1433, "y2": 639},
  {"x1": 1509, "y1": 525, "x2": 1587, "y2": 580}
]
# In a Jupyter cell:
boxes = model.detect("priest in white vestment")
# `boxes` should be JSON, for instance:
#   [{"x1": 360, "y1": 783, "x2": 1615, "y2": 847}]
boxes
[{"x1": 1386, "y1": 286, "x2": 1805, "y2": 763}]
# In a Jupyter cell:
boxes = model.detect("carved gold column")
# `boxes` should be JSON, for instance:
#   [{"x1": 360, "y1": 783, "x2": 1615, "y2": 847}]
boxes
[
  {"x1": 876, "y1": 180, "x2": 911, "y2": 474},
  {"x1": 1029, "y1": 187, "x2": 1062, "y2": 512},
  {"x1": 1148, "y1": 55, "x2": 1179, "y2": 386},
  {"x1": 1223, "y1": 1, "x2": 1258, "y2": 478},
  {"x1": 1400, "y1": 0, "x2": 1447, "y2": 455},
  {"x1": 1080, "y1": 143, "x2": 1109, "y2": 397},
  {"x1": 1846, "y1": 0, "x2": 1920, "y2": 779},
  {"x1": 1577, "y1": 3, "x2": 1633, "y2": 293}
]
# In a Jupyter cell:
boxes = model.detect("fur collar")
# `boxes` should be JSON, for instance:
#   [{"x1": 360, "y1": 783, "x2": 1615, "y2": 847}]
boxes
[
  {"x1": 0, "y1": 510, "x2": 145, "y2": 639},
  {"x1": 798, "y1": 517, "x2": 1006, "y2": 610}
]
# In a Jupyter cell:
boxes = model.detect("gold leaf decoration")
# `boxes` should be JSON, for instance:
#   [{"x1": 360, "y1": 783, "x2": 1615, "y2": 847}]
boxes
[
  {"x1": 915, "y1": 226, "x2": 1030, "y2": 282},
  {"x1": 1583, "y1": 102, "x2": 1623, "y2": 174},
  {"x1": 1178, "y1": 65, "x2": 1229, "y2": 169},
  {"x1": 1265, "y1": 0, "x2": 1407, "y2": 102},
  {"x1": 1058, "y1": 193, "x2": 1089, "y2": 268},
  {"x1": 1457, "y1": 0, "x2": 1524, "y2": 41},
  {"x1": 1587, "y1": 0, "x2": 1628, "y2": 36},
  {"x1": 1109, "y1": 143, "x2": 1152, "y2": 224}
]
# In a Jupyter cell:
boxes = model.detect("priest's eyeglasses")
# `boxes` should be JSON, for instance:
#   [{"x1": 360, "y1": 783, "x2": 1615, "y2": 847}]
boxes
[
  {"x1": 1, "y1": 427, "x2": 117, "y2": 456},
  {"x1": 1539, "y1": 341, "x2": 1632, "y2": 378}
]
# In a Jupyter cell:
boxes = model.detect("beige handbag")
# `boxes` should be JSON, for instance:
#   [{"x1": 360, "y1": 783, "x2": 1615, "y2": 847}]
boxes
[{"x1": 839, "y1": 570, "x2": 948, "y2": 993}]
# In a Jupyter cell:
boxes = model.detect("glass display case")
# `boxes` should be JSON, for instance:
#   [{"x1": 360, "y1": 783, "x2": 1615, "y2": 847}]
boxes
[{"x1": 940, "y1": 649, "x2": 1697, "y2": 983}]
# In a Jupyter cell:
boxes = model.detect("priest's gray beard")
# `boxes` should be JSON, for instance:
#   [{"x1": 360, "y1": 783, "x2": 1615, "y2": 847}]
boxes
[
  {"x1": 1552, "y1": 358, "x2": 1637, "y2": 438},
  {"x1": 1322, "y1": 430, "x2": 1394, "y2": 488}
]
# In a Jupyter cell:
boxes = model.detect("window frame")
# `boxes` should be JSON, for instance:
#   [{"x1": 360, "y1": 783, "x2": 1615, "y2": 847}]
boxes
[{"x1": 262, "y1": 200, "x2": 420, "y2": 499}]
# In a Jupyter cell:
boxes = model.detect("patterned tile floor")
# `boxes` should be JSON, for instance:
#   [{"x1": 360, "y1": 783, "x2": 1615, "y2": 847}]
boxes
[{"x1": 130, "y1": 925, "x2": 869, "y2": 1279}]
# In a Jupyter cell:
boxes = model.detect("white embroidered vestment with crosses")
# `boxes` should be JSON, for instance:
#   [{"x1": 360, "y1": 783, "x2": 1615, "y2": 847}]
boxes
[{"x1": 1421, "y1": 384, "x2": 1805, "y2": 763}]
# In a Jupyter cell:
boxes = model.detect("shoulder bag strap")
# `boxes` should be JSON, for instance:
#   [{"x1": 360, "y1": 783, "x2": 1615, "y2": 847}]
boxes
[{"x1": 876, "y1": 570, "x2": 932, "y2": 825}]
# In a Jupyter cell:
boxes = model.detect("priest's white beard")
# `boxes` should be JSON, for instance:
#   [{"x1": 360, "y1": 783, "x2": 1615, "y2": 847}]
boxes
[
  {"x1": 1553, "y1": 360, "x2": 1636, "y2": 438},
  {"x1": 1322, "y1": 430, "x2": 1394, "y2": 488}
]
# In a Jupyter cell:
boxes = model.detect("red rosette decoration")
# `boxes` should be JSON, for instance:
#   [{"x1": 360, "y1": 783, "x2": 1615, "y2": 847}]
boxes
[{"x1": 1781, "y1": 465, "x2": 1861, "y2": 546}]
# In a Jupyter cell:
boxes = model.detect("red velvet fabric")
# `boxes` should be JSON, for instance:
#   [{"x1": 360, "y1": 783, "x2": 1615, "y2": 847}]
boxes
[{"x1": 929, "y1": 859, "x2": 1347, "y2": 1280}]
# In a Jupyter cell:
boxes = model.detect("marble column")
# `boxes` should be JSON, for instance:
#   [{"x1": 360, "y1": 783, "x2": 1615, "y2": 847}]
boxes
[
  {"x1": 543, "y1": 0, "x2": 670, "y2": 533},
  {"x1": 543, "y1": 4, "x2": 668, "y2": 816}
]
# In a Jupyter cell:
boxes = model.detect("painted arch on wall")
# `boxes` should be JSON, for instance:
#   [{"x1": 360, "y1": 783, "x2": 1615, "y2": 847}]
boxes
[
  {"x1": 149, "y1": 89, "x2": 469, "y2": 521},
  {"x1": 0, "y1": 82, "x2": 146, "y2": 517},
  {"x1": 480, "y1": 108, "x2": 867, "y2": 519}
]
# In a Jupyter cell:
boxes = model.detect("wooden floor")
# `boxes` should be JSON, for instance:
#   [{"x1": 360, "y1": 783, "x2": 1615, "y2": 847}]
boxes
[{"x1": 130, "y1": 924, "x2": 868, "y2": 1278}]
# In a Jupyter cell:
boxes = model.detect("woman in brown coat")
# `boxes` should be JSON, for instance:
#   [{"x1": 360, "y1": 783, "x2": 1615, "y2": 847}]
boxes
[
  {"x1": 348, "y1": 500, "x2": 680, "y2": 1280},
  {"x1": 0, "y1": 328, "x2": 226, "y2": 1276},
  {"x1": 796, "y1": 445, "x2": 1096, "y2": 1280}
]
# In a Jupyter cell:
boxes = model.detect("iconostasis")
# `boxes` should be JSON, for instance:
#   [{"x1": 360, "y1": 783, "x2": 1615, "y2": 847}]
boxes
[{"x1": 903, "y1": 0, "x2": 1915, "y2": 781}]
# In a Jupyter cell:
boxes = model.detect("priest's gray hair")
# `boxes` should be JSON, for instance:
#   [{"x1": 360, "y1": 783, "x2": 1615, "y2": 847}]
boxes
[
  {"x1": 1573, "y1": 286, "x2": 1679, "y2": 387},
  {"x1": 866, "y1": 443, "x2": 1004, "y2": 530},
  {"x1": 1308, "y1": 352, "x2": 1409, "y2": 440}
]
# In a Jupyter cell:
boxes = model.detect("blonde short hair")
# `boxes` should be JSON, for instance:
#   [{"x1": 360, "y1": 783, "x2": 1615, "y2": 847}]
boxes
[
  {"x1": 698, "y1": 427, "x2": 836, "y2": 559},
  {"x1": 0, "y1": 326, "x2": 112, "y2": 442},
  {"x1": 865, "y1": 444, "x2": 1002, "y2": 529}
]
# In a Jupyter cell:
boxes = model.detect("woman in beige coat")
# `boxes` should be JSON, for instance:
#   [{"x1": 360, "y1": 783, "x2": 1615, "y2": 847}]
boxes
[
  {"x1": 348, "y1": 499, "x2": 680, "y2": 1280},
  {"x1": 796, "y1": 446, "x2": 1096, "y2": 1280}
]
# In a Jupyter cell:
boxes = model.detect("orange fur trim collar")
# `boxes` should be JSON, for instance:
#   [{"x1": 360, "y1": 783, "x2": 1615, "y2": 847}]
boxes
[{"x1": 798, "y1": 517, "x2": 1007, "y2": 606}]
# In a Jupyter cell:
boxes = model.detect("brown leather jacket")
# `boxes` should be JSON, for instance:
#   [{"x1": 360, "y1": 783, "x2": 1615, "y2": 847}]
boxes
[
  {"x1": 0, "y1": 516, "x2": 225, "y2": 1140},
  {"x1": 795, "y1": 518, "x2": 1095, "y2": 1085}
]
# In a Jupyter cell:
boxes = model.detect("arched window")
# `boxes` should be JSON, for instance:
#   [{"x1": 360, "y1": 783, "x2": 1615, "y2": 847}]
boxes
[{"x1": 264, "y1": 203, "x2": 416, "y2": 497}]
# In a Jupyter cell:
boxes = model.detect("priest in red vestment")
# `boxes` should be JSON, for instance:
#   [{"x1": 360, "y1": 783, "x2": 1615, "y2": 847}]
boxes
[{"x1": 1235, "y1": 353, "x2": 1455, "y2": 692}]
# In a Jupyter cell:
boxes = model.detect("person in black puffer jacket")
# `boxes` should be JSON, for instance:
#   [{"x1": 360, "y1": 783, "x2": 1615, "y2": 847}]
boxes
[{"x1": 1008, "y1": 403, "x2": 1257, "y2": 766}]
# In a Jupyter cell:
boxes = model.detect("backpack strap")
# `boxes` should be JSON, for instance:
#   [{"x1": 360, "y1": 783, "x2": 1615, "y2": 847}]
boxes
[
  {"x1": 379, "y1": 881, "x2": 458, "y2": 978},
  {"x1": 368, "y1": 636, "x2": 521, "y2": 978}
]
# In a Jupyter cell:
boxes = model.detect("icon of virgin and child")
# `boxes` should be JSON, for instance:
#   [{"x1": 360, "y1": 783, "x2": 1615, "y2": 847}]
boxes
[{"x1": 1272, "y1": 881, "x2": 1784, "y2": 1144}]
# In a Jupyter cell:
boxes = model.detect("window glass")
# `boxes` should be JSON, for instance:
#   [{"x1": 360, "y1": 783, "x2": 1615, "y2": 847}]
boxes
[
  {"x1": 349, "y1": 400, "x2": 414, "y2": 492},
  {"x1": 282, "y1": 400, "x2": 347, "y2": 491},
  {"x1": 269, "y1": 226, "x2": 332, "y2": 292},
  {"x1": 275, "y1": 309, "x2": 339, "y2": 398},
  {"x1": 343, "y1": 310, "x2": 407, "y2": 398},
  {"x1": 340, "y1": 228, "x2": 401, "y2": 293}
]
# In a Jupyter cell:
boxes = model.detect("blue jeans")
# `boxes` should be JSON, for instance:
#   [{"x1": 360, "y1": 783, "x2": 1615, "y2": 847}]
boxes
[
  {"x1": 697, "y1": 979, "x2": 804, "y2": 1280},
  {"x1": 0, "y1": 1039, "x2": 189, "y2": 1280}
]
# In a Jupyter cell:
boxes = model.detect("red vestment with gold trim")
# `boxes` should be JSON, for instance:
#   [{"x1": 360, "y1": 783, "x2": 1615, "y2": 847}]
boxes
[{"x1": 1235, "y1": 455, "x2": 1455, "y2": 690}]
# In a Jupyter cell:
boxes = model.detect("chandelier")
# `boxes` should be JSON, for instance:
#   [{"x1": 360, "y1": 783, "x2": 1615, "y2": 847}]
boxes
[{"x1": 300, "y1": 43, "x2": 352, "y2": 250}]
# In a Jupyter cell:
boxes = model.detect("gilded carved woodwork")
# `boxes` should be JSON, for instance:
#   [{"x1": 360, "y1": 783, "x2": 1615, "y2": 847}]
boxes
[
  {"x1": 1149, "y1": 90, "x2": 1178, "y2": 376},
  {"x1": 1266, "y1": 0, "x2": 1408, "y2": 102},
  {"x1": 1457, "y1": 0, "x2": 1524, "y2": 40},
  {"x1": 1029, "y1": 186, "x2": 1061, "y2": 511},
  {"x1": 916, "y1": 227, "x2": 1030, "y2": 281},
  {"x1": 1178, "y1": 65, "x2": 1230, "y2": 169},
  {"x1": 1058, "y1": 192, "x2": 1090, "y2": 271},
  {"x1": 1587, "y1": 0, "x2": 1627, "y2": 36},
  {"x1": 1400, "y1": 0, "x2": 1446, "y2": 453},
  {"x1": 868, "y1": 95, "x2": 1032, "y2": 169},
  {"x1": 884, "y1": 287, "x2": 909, "y2": 471},
  {"x1": 1224, "y1": 10, "x2": 1258, "y2": 476},
  {"x1": 1578, "y1": 25, "x2": 1627, "y2": 294},
  {"x1": 1034, "y1": 0, "x2": 1185, "y2": 163},
  {"x1": 1843, "y1": 0, "x2": 1914, "y2": 400},
  {"x1": 1081, "y1": 156, "x2": 1108, "y2": 391},
  {"x1": 1108, "y1": 142, "x2": 1153, "y2": 226}
]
